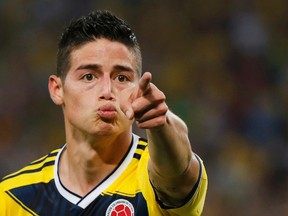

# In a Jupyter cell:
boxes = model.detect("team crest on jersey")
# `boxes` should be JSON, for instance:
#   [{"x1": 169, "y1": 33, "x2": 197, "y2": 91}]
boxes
[{"x1": 106, "y1": 199, "x2": 134, "y2": 216}]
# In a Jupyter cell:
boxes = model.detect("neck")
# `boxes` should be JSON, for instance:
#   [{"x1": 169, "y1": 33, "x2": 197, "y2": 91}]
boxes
[{"x1": 59, "y1": 132, "x2": 133, "y2": 196}]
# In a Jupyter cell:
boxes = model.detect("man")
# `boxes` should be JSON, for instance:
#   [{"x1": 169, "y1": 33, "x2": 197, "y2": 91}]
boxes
[{"x1": 0, "y1": 10, "x2": 207, "y2": 215}]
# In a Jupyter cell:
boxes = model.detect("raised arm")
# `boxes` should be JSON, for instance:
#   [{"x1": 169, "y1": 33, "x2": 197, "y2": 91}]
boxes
[
  {"x1": 122, "y1": 72, "x2": 201, "y2": 207},
  {"x1": 146, "y1": 111, "x2": 200, "y2": 207}
]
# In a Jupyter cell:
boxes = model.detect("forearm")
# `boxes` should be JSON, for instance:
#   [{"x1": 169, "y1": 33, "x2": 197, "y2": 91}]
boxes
[
  {"x1": 147, "y1": 110, "x2": 192, "y2": 175},
  {"x1": 147, "y1": 110, "x2": 200, "y2": 206}
]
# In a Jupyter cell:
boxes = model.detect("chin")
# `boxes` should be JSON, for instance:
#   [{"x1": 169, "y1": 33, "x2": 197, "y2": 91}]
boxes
[
  {"x1": 91, "y1": 118, "x2": 132, "y2": 135},
  {"x1": 94, "y1": 124, "x2": 115, "y2": 135}
]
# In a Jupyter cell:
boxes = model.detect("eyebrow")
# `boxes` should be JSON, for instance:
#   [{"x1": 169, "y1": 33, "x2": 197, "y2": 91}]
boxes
[
  {"x1": 114, "y1": 65, "x2": 135, "y2": 73},
  {"x1": 76, "y1": 64, "x2": 101, "y2": 71},
  {"x1": 76, "y1": 64, "x2": 135, "y2": 73}
]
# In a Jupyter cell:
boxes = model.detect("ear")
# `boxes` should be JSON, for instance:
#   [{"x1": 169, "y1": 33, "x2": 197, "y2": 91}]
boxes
[{"x1": 48, "y1": 75, "x2": 64, "y2": 105}]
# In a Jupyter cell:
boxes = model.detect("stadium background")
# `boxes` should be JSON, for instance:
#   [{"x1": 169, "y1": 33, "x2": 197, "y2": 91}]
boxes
[{"x1": 0, "y1": 0, "x2": 288, "y2": 215}]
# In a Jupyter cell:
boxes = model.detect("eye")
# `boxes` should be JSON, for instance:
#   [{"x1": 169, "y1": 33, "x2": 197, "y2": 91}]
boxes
[
  {"x1": 82, "y1": 73, "x2": 95, "y2": 81},
  {"x1": 116, "y1": 74, "x2": 129, "y2": 82}
]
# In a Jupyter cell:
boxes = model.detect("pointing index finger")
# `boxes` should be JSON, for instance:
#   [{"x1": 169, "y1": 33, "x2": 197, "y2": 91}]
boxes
[
  {"x1": 139, "y1": 72, "x2": 152, "y2": 95},
  {"x1": 121, "y1": 72, "x2": 152, "y2": 120}
]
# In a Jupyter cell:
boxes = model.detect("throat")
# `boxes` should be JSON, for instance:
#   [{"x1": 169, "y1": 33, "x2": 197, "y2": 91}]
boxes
[{"x1": 58, "y1": 138, "x2": 133, "y2": 196}]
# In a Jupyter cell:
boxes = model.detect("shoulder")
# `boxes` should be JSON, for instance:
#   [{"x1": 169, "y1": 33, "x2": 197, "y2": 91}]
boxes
[{"x1": 0, "y1": 147, "x2": 62, "y2": 191}]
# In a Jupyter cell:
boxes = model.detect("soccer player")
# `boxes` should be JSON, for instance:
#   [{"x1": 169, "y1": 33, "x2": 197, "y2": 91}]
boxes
[{"x1": 0, "y1": 10, "x2": 207, "y2": 215}]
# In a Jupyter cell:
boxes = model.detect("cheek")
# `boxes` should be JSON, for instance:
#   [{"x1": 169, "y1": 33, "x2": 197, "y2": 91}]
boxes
[
  {"x1": 63, "y1": 90, "x2": 90, "y2": 115},
  {"x1": 63, "y1": 95, "x2": 95, "y2": 128},
  {"x1": 63, "y1": 83, "x2": 89, "y2": 106}
]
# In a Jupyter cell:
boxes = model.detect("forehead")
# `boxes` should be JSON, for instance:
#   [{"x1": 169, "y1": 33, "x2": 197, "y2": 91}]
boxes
[{"x1": 69, "y1": 39, "x2": 137, "y2": 69}]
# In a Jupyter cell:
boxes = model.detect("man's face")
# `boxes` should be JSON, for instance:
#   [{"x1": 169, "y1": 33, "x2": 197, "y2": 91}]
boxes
[{"x1": 61, "y1": 38, "x2": 138, "y2": 137}]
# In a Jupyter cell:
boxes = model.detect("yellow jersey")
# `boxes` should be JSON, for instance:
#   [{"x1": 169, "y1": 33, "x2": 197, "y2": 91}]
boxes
[{"x1": 0, "y1": 134, "x2": 207, "y2": 215}]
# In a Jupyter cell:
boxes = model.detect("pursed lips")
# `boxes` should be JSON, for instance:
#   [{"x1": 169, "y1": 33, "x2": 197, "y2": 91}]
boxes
[{"x1": 97, "y1": 103, "x2": 117, "y2": 119}]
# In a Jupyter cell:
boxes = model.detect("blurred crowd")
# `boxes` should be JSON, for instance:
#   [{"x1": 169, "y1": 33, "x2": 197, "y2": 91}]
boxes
[{"x1": 1, "y1": 0, "x2": 288, "y2": 215}]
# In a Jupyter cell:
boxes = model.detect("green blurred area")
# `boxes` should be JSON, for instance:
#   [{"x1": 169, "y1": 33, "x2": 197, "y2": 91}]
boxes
[{"x1": 1, "y1": 0, "x2": 288, "y2": 215}]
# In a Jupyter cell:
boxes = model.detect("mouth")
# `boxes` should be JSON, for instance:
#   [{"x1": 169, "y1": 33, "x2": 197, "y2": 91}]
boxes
[{"x1": 97, "y1": 104, "x2": 117, "y2": 119}]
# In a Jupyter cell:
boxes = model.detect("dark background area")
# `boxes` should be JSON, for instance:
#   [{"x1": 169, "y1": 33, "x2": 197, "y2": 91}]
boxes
[{"x1": 1, "y1": 0, "x2": 288, "y2": 215}]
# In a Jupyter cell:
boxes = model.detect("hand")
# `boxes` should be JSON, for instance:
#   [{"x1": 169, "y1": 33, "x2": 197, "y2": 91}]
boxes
[{"x1": 120, "y1": 72, "x2": 168, "y2": 129}]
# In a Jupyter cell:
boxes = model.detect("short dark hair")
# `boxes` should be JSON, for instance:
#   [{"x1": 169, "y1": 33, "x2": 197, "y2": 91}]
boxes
[{"x1": 57, "y1": 10, "x2": 142, "y2": 79}]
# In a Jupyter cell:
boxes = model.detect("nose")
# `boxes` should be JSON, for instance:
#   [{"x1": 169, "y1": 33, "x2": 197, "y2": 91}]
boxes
[{"x1": 99, "y1": 76, "x2": 115, "y2": 101}]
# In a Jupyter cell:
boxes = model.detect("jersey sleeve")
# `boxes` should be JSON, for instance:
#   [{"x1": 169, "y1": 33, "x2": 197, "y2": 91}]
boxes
[
  {"x1": 0, "y1": 186, "x2": 7, "y2": 214},
  {"x1": 164, "y1": 157, "x2": 208, "y2": 216},
  {"x1": 138, "y1": 150, "x2": 208, "y2": 216},
  {"x1": 0, "y1": 183, "x2": 39, "y2": 216}
]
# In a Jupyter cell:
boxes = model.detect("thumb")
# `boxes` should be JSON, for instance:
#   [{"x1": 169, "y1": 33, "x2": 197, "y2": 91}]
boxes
[{"x1": 119, "y1": 86, "x2": 136, "y2": 120}]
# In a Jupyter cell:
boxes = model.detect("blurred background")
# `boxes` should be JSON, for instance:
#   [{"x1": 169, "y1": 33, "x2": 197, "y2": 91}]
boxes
[{"x1": 1, "y1": 0, "x2": 288, "y2": 215}]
